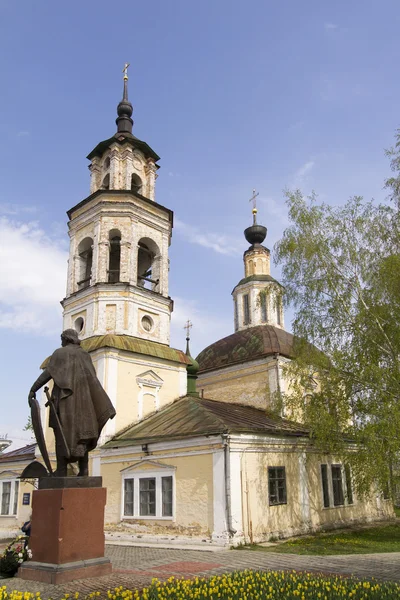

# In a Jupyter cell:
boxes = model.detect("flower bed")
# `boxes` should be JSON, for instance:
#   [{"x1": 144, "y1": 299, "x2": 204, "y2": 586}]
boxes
[
  {"x1": 1, "y1": 570, "x2": 400, "y2": 599},
  {"x1": 0, "y1": 537, "x2": 30, "y2": 578}
]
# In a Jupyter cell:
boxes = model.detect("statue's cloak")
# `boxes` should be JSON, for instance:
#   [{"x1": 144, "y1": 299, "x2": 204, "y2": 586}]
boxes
[{"x1": 46, "y1": 344, "x2": 116, "y2": 460}]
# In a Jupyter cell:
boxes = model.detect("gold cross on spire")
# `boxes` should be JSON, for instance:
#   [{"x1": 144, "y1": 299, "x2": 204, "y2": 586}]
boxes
[
  {"x1": 123, "y1": 62, "x2": 130, "y2": 80},
  {"x1": 249, "y1": 189, "x2": 259, "y2": 212},
  {"x1": 184, "y1": 319, "x2": 193, "y2": 339}
]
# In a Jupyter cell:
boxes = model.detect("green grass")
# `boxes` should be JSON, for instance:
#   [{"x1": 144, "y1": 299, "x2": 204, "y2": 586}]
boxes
[
  {"x1": 394, "y1": 505, "x2": 400, "y2": 518},
  {"x1": 244, "y1": 522, "x2": 400, "y2": 555}
]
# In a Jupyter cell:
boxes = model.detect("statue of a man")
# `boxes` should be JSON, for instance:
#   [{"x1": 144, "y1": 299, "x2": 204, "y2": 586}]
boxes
[{"x1": 28, "y1": 329, "x2": 116, "y2": 477}]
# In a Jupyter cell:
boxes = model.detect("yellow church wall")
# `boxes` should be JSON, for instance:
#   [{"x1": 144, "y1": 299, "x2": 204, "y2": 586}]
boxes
[
  {"x1": 113, "y1": 357, "x2": 186, "y2": 433},
  {"x1": 101, "y1": 449, "x2": 214, "y2": 534},
  {"x1": 233, "y1": 441, "x2": 394, "y2": 543},
  {"x1": 197, "y1": 361, "x2": 274, "y2": 410}
]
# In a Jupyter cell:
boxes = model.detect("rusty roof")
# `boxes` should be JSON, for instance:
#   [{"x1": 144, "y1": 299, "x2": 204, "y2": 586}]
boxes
[
  {"x1": 0, "y1": 443, "x2": 36, "y2": 463},
  {"x1": 196, "y1": 324, "x2": 295, "y2": 373},
  {"x1": 41, "y1": 334, "x2": 190, "y2": 369},
  {"x1": 103, "y1": 395, "x2": 309, "y2": 448}
]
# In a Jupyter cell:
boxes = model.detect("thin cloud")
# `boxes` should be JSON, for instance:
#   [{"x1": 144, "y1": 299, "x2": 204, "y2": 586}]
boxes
[
  {"x1": 324, "y1": 23, "x2": 338, "y2": 31},
  {"x1": 16, "y1": 131, "x2": 30, "y2": 137},
  {"x1": 0, "y1": 218, "x2": 67, "y2": 333},
  {"x1": 174, "y1": 218, "x2": 243, "y2": 256},
  {"x1": 0, "y1": 203, "x2": 38, "y2": 216},
  {"x1": 295, "y1": 161, "x2": 315, "y2": 179}
]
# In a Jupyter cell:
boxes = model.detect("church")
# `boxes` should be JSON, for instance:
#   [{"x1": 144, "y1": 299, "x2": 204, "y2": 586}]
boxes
[{"x1": 0, "y1": 70, "x2": 393, "y2": 545}]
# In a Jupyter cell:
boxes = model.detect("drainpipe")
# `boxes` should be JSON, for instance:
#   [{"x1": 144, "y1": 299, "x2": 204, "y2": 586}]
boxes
[
  {"x1": 222, "y1": 434, "x2": 237, "y2": 537},
  {"x1": 274, "y1": 352, "x2": 282, "y2": 415}
]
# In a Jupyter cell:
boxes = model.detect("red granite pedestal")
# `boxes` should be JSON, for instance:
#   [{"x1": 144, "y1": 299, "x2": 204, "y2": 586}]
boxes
[{"x1": 18, "y1": 478, "x2": 112, "y2": 584}]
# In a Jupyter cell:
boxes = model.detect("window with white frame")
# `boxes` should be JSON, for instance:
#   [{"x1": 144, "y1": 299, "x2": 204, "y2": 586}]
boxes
[
  {"x1": 0, "y1": 479, "x2": 19, "y2": 516},
  {"x1": 320, "y1": 463, "x2": 353, "y2": 508},
  {"x1": 122, "y1": 470, "x2": 174, "y2": 519}
]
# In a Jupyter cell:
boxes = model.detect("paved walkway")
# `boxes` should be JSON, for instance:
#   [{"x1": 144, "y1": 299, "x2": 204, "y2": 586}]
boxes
[{"x1": 1, "y1": 545, "x2": 400, "y2": 598}]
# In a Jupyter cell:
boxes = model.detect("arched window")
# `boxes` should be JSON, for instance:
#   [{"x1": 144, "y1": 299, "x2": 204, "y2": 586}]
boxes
[
  {"x1": 102, "y1": 174, "x2": 110, "y2": 190},
  {"x1": 131, "y1": 173, "x2": 142, "y2": 194},
  {"x1": 108, "y1": 230, "x2": 121, "y2": 283},
  {"x1": 103, "y1": 156, "x2": 110, "y2": 170},
  {"x1": 77, "y1": 237, "x2": 93, "y2": 290},
  {"x1": 137, "y1": 238, "x2": 160, "y2": 292}
]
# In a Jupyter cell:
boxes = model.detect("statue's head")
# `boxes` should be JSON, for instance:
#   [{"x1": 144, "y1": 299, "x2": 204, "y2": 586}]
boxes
[{"x1": 61, "y1": 329, "x2": 81, "y2": 347}]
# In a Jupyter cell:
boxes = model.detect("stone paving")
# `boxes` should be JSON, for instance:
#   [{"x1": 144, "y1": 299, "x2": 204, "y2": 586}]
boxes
[{"x1": 1, "y1": 545, "x2": 400, "y2": 598}]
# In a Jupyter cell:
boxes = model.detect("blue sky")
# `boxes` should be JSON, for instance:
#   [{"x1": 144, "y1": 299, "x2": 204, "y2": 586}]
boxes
[{"x1": 1, "y1": 0, "x2": 399, "y2": 449}]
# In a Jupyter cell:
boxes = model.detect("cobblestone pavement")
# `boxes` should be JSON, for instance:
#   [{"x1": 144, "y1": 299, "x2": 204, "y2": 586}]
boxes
[{"x1": 1, "y1": 545, "x2": 400, "y2": 598}]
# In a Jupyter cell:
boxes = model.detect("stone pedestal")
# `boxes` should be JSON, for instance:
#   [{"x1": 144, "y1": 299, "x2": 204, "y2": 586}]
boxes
[{"x1": 18, "y1": 477, "x2": 112, "y2": 584}]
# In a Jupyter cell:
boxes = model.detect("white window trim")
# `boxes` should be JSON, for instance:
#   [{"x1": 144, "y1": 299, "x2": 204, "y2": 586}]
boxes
[
  {"x1": 321, "y1": 462, "x2": 354, "y2": 509},
  {"x1": 121, "y1": 469, "x2": 176, "y2": 521},
  {"x1": 0, "y1": 479, "x2": 19, "y2": 517}
]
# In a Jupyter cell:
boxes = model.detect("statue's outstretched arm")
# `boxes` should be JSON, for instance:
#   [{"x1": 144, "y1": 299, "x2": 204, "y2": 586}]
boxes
[{"x1": 28, "y1": 369, "x2": 52, "y2": 405}]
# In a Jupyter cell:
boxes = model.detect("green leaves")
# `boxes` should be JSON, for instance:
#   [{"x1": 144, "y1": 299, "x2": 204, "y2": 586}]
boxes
[{"x1": 275, "y1": 142, "x2": 400, "y2": 497}]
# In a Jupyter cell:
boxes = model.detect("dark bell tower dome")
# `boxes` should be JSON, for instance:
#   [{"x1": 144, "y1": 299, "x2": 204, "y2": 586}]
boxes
[{"x1": 244, "y1": 223, "x2": 267, "y2": 245}]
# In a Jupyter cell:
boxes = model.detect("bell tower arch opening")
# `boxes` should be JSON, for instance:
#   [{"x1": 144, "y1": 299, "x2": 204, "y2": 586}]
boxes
[
  {"x1": 77, "y1": 237, "x2": 93, "y2": 290},
  {"x1": 137, "y1": 238, "x2": 160, "y2": 292},
  {"x1": 108, "y1": 229, "x2": 122, "y2": 283},
  {"x1": 131, "y1": 173, "x2": 142, "y2": 194}
]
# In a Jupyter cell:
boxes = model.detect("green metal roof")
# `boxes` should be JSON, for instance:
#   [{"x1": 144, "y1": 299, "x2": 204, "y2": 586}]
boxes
[
  {"x1": 87, "y1": 133, "x2": 160, "y2": 162},
  {"x1": 196, "y1": 324, "x2": 295, "y2": 373},
  {"x1": 41, "y1": 335, "x2": 190, "y2": 369},
  {"x1": 232, "y1": 274, "x2": 283, "y2": 293},
  {"x1": 103, "y1": 395, "x2": 309, "y2": 448}
]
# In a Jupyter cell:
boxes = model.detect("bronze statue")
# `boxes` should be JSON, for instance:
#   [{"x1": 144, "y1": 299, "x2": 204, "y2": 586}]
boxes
[{"x1": 28, "y1": 329, "x2": 116, "y2": 477}]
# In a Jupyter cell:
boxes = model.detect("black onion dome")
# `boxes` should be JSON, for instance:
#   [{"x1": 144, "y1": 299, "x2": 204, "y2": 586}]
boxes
[
  {"x1": 244, "y1": 224, "x2": 267, "y2": 245},
  {"x1": 116, "y1": 78, "x2": 133, "y2": 135},
  {"x1": 117, "y1": 99, "x2": 133, "y2": 119}
]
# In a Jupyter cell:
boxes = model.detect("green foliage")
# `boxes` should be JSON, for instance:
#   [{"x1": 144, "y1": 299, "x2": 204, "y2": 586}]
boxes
[{"x1": 274, "y1": 132, "x2": 400, "y2": 498}]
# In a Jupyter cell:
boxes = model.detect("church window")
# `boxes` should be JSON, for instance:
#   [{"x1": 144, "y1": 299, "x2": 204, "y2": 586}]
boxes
[
  {"x1": 108, "y1": 231, "x2": 121, "y2": 283},
  {"x1": 162, "y1": 476, "x2": 173, "y2": 517},
  {"x1": 321, "y1": 464, "x2": 330, "y2": 508},
  {"x1": 234, "y1": 299, "x2": 239, "y2": 330},
  {"x1": 131, "y1": 173, "x2": 142, "y2": 194},
  {"x1": 243, "y1": 294, "x2": 251, "y2": 325},
  {"x1": 268, "y1": 467, "x2": 287, "y2": 505},
  {"x1": 331, "y1": 464, "x2": 344, "y2": 506},
  {"x1": 77, "y1": 237, "x2": 93, "y2": 289},
  {"x1": 124, "y1": 479, "x2": 134, "y2": 516},
  {"x1": 0, "y1": 479, "x2": 19, "y2": 516},
  {"x1": 102, "y1": 174, "x2": 110, "y2": 190},
  {"x1": 260, "y1": 294, "x2": 268, "y2": 323},
  {"x1": 277, "y1": 296, "x2": 282, "y2": 325},
  {"x1": 344, "y1": 464, "x2": 353, "y2": 504},
  {"x1": 141, "y1": 315, "x2": 153, "y2": 332},
  {"x1": 103, "y1": 156, "x2": 110, "y2": 170},
  {"x1": 74, "y1": 317, "x2": 84, "y2": 333},
  {"x1": 137, "y1": 238, "x2": 160, "y2": 292},
  {"x1": 122, "y1": 470, "x2": 175, "y2": 519},
  {"x1": 139, "y1": 478, "x2": 156, "y2": 516}
]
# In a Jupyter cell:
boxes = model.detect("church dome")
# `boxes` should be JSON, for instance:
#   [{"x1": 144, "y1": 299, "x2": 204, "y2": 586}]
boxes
[{"x1": 196, "y1": 324, "x2": 295, "y2": 373}]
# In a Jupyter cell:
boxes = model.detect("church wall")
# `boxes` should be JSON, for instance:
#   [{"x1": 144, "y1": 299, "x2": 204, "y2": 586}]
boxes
[
  {"x1": 230, "y1": 437, "x2": 394, "y2": 544},
  {"x1": 113, "y1": 355, "x2": 187, "y2": 432},
  {"x1": 197, "y1": 357, "x2": 278, "y2": 410},
  {"x1": 100, "y1": 445, "x2": 214, "y2": 534}
]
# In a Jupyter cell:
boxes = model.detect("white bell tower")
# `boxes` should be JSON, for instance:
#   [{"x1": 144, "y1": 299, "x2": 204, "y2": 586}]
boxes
[{"x1": 62, "y1": 66, "x2": 173, "y2": 346}]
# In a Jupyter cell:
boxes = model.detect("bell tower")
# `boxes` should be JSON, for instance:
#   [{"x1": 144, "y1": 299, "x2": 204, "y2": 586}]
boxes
[
  {"x1": 232, "y1": 191, "x2": 284, "y2": 331},
  {"x1": 62, "y1": 65, "x2": 172, "y2": 345}
]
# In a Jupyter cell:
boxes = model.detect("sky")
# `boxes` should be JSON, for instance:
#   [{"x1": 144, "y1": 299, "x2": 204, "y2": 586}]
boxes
[{"x1": 1, "y1": 0, "x2": 399, "y2": 450}]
